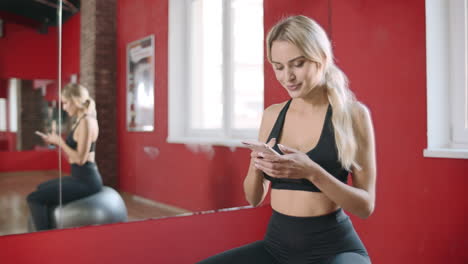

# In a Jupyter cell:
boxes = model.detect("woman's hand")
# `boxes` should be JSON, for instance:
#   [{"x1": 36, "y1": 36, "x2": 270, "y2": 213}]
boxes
[
  {"x1": 250, "y1": 138, "x2": 276, "y2": 164},
  {"x1": 40, "y1": 132, "x2": 63, "y2": 146},
  {"x1": 254, "y1": 144, "x2": 321, "y2": 181}
]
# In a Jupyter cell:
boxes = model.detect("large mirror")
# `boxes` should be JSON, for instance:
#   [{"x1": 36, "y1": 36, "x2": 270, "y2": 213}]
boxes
[
  {"x1": 0, "y1": 0, "x2": 274, "y2": 236},
  {"x1": 0, "y1": 0, "x2": 76, "y2": 235}
]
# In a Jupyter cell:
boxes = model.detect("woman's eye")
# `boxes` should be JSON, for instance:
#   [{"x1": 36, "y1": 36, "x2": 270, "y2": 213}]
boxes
[
  {"x1": 275, "y1": 66, "x2": 284, "y2": 71},
  {"x1": 294, "y1": 61, "x2": 305, "y2": 67}
]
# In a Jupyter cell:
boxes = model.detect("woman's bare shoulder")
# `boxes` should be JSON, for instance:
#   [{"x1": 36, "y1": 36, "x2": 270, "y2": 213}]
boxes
[
  {"x1": 263, "y1": 101, "x2": 289, "y2": 120},
  {"x1": 76, "y1": 115, "x2": 99, "y2": 135},
  {"x1": 258, "y1": 101, "x2": 289, "y2": 141},
  {"x1": 350, "y1": 101, "x2": 374, "y2": 140}
]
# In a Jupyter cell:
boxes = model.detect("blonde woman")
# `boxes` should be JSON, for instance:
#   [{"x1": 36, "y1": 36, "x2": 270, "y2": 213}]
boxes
[
  {"x1": 28, "y1": 83, "x2": 103, "y2": 231},
  {"x1": 198, "y1": 15, "x2": 376, "y2": 264}
]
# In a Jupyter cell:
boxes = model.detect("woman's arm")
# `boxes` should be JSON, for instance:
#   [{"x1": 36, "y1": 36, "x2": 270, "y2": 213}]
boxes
[
  {"x1": 243, "y1": 104, "x2": 281, "y2": 207},
  {"x1": 310, "y1": 103, "x2": 376, "y2": 218},
  {"x1": 42, "y1": 117, "x2": 95, "y2": 165}
]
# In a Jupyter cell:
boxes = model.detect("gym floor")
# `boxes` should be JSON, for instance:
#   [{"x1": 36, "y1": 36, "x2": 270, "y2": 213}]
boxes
[{"x1": 0, "y1": 170, "x2": 189, "y2": 236}]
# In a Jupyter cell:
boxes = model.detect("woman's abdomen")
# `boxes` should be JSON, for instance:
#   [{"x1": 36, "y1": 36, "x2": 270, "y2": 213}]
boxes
[{"x1": 270, "y1": 189, "x2": 339, "y2": 217}]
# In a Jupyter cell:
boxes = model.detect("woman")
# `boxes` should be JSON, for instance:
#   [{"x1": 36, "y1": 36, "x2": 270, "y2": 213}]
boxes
[
  {"x1": 28, "y1": 83, "x2": 103, "y2": 231},
  {"x1": 198, "y1": 15, "x2": 376, "y2": 264}
]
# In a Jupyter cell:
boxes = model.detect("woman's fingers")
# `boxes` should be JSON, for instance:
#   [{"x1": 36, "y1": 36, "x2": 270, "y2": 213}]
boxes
[
  {"x1": 278, "y1": 144, "x2": 299, "y2": 154},
  {"x1": 258, "y1": 152, "x2": 287, "y2": 163},
  {"x1": 254, "y1": 160, "x2": 278, "y2": 177},
  {"x1": 250, "y1": 150, "x2": 261, "y2": 159},
  {"x1": 255, "y1": 158, "x2": 285, "y2": 174}
]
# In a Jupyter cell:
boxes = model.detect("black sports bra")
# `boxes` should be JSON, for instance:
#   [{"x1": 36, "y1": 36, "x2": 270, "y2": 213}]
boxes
[
  {"x1": 65, "y1": 115, "x2": 96, "y2": 152},
  {"x1": 264, "y1": 100, "x2": 349, "y2": 192}
]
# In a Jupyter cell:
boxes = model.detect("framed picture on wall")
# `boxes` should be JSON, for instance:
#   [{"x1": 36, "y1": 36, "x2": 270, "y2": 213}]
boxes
[{"x1": 126, "y1": 35, "x2": 155, "y2": 131}]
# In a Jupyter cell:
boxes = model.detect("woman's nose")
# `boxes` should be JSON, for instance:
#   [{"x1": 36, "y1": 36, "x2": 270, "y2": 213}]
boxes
[{"x1": 287, "y1": 69, "x2": 296, "y2": 82}]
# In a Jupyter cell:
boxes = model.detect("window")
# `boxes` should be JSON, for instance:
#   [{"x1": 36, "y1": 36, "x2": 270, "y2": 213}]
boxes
[
  {"x1": 168, "y1": 0, "x2": 264, "y2": 146},
  {"x1": 425, "y1": 0, "x2": 468, "y2": 158},
  {"x1": 8, "y1": 79, "x2": 18, "y2": 133}
]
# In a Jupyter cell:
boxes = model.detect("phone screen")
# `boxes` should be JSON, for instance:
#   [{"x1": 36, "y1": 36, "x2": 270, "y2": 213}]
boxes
[
  {"x1": 35, "y1": 131, "x2": 46, "y2": 137},
  {"x1": 241, "y1": 141, "x2": 280, "y2": 156}
]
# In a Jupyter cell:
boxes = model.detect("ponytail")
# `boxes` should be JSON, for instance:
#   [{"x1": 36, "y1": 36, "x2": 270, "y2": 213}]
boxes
[
  {"x1": 84, "y1": 98, "x2": 97, "y2": 117},
  {"x1": 62, "y1": 83, "x2": 98, "y2": 117},
  {"x1": 324, "y1": 64, "x2": 359, "y2": 171}
]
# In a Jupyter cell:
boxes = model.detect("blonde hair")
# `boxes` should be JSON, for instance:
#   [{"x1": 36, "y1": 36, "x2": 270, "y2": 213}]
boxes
[
  {"x1": 267, "y1": 15, "x2": 359, "y2": 170},
  {"x1": 62, "y1": 83, "x2": 97, "y2": 117}
]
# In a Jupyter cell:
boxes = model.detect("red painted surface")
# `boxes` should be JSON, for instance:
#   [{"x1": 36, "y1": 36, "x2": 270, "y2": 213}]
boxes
[
  {"x1": 44, "y1": 81, "x2": 59, "y2": 102},
  {"x1": 0, "y1": 132, "x2": 15, "y2": 151},
  {"x1": 0, "y1": 14, "x2": 57, "y2": 80},
  {"x1": 62, "y1": 14, "x2": 80, "y2": 84},
  {"x1": 0, "y1": 150, "x2": 58, "y2": 172},
  {"x1": 0, "y1": 79, "x2": 7, "y2": 98},
  {"x1": 0, "y1": 204, "x2": 272, "y2": 264}
]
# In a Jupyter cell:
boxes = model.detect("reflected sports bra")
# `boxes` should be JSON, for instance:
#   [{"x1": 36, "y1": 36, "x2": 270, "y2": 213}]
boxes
[
  {"x1": 264, "y1": 100, "x2": 349, "y2": 192},
  {"x1": 65, "y1": 115, "x2": 96, "y2": 152}
]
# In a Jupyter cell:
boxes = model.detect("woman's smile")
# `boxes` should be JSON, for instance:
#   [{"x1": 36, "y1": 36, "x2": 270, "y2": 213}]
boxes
[{"x1": 285, "y1": 83, "x2": 302, "y2": 91}]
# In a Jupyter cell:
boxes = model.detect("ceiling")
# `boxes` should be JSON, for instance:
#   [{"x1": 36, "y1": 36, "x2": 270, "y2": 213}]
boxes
[{"x1": 0, "y1": 0, "x2": 80, "y2": 32}]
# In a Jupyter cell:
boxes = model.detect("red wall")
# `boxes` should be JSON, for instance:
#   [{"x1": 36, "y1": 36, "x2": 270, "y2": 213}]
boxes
[
  {"x1": 0, "y1": 11, "x2": 79, "y2": 81},
  {"x1": 0, "y1": 132, "x2": 15, "y2": 151},
  {"x1": 0, "y1": 15, "x2": 57, "y2": 80},
  {"x1": 0, "y1": 150, "x2": 58, "y2": 172},
  {"x1": 62, "y1": 14, "x2": 80, "y2": 83},
  {"x1": 0, "y1": 79, "x2": 7, "y2": 98},
  {"x1": 0, "y1": 204, "x2": 272, "y2": 264}
]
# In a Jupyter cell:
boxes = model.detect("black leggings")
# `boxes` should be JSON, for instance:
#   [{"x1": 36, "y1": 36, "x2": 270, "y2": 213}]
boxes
[
  {"x1": 197, "y1": 209, "x2": 371, "y2": 264},
  {"x1": 27, "y1": 162, "x2": 102, "y2": 230}
]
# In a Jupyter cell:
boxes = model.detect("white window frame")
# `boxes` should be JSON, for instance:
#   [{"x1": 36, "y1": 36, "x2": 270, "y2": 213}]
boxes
[
  {"x1": 8, "y1": 78, "x2": 19, "y2": 133},
  {"x1": 424, "y1": 0, "x2": 468, "y2": 159},
  {"x1": 167, "y1": 0, "x2": 263, "y2": 147}
]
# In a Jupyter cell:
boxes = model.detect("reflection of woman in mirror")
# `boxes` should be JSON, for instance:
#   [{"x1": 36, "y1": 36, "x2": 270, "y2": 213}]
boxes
[
  {"x1": 27, "y1": 83, "x2": 103, "y2": 231},
  {"x1": 199, "y1": 16, "x2": 376, "y2": 263}
]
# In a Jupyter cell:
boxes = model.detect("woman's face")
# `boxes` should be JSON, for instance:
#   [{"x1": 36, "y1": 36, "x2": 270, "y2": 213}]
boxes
[
  {"x1": 61, "y1": 96, "x2": 78, "y2": 117},
  {"x1": 270, "y1": 40, "x2": 323, "y2": 98}
]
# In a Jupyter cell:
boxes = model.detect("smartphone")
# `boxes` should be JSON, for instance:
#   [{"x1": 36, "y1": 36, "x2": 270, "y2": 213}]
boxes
[
  {"x1": 241, "y1": 140, "x2": 280, "y2": 156},
  {"x1": 35, "y1": 131, "x2": 47, "y2": 137}
]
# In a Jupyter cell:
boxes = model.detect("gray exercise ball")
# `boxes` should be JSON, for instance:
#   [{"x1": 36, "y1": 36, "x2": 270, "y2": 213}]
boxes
[{"x1": 51, "y1": 186, "x2": 128, "y2": 229}]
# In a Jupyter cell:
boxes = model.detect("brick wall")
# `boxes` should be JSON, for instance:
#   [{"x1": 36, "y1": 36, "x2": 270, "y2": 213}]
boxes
[
  {"x1": 20, "y1": 80, "x2": 46, "y2": 150},
  {"x1": 80, "y1": 0, "x2": 118, "y2": 187}
]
